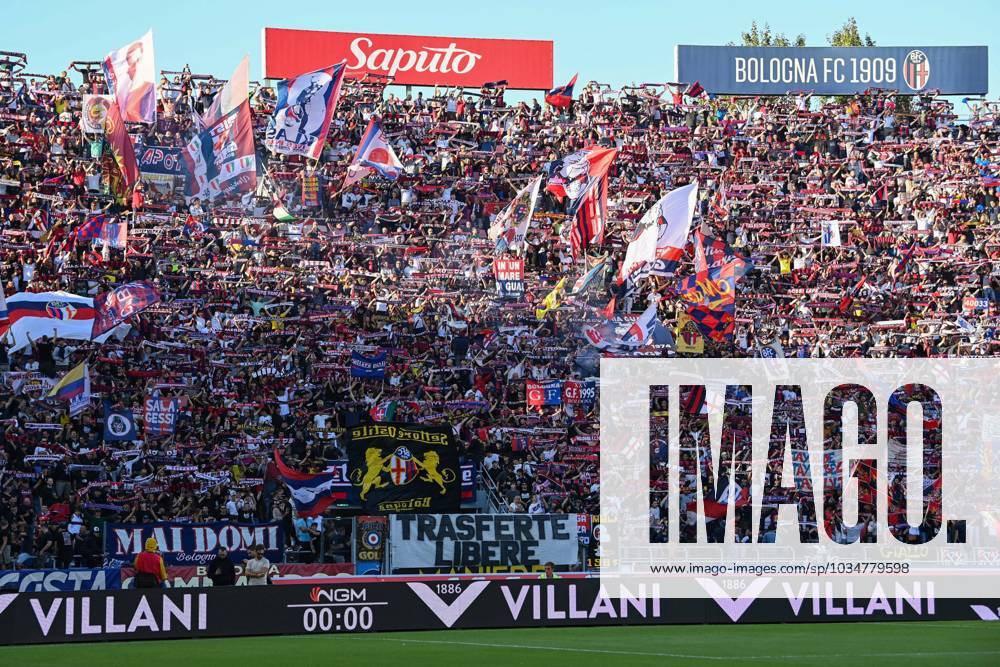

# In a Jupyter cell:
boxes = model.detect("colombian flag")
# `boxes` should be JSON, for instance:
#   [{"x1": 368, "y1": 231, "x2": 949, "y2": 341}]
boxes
[{"x1": 48, "y1": 361, "x2": 91, "y2": 416}]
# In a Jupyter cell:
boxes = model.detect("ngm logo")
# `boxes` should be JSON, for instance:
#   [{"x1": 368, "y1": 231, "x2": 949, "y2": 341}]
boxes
[{"x1": 600, "y1": 358, "x2": 1000, "y2": 600}]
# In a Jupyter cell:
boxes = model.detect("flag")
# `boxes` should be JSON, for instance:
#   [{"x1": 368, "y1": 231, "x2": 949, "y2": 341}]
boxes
[
  {"x1": 342, "y1": 116, "x2": 403, "y2": 189},
  {"x1": 570, "y1": 174, "x2": 610, "y2": 258},
  {"x1": 890, "y1": 243, "x2": 917, "y2": 285},
  {"x1": 80, "y1": 94, "x2": 112, "y2": 134},
  {"x1": 547, "y1": 146, "x2": 618, "y2": 202},
  {"x1": 545, "y1": 73, "x2": 578, "y2": 108},
  {"x1": 184, "y1": 101, "x2": 257, "y2": 202},
  {"x1": 838, "y1": 275, "x2": 868, "y2": 314},
  {"x1": 92, "y1": 281, "x2": 161, "y2": 338},
  {"x1": 489, "y1": 175, "x2": 542, "y2": 254},
  {"x1": 182, "y1": 215, "x2": 212, "y2": 237},
  {"x1": 687, "y1": 481, "x2": 750, "y2": 520},
  {"x1": 370, "y1": 400, "x2": 398, "y2": 422},
  {"x1": 102, "y1": 401, "x2": 137, "y2": 441},
  {"x1": 676, "y1": 311, "x2": 704, "y2": 354},
  {"x1": 273, "y1": 205, "x2": 298, "y2": 222},
  {"x1": 266, "y1": 63, "x2": 347, "y2": 159},
  {"x1": 685, "y1": 304, "x2": 735, "y2": 343},
  {"x1": 350, "y1": 350, "x2": 387, "y2": 379},
  {"x1": 685, "y1": 81, "x2": 706, "y2": 99},
  {"x1": 200, "y1": 56, "x2": 249, "y2": 128},
  {"x1": 550, "y1": 147, "x2": 617, "y2": 257},
  {"x1": 619, "y1": 183, "x2": 698, "y2": 282},
  {"x1": 0, "y1": 281, "x2": 7, "y2": 328},
  {"x1": 75, "y1": 214, "x2": 108, "y2": 242},
  {"x1": 101, "y1": 220, "x2": 128, "y2": 249},
  {"x1": 571, "y1": 257, "x2": 608, "y2": 295},
  {"x1": 758, "y1": 339, "x2": 785, "y2": 358},
  {"x1": 618, "y1": 303, "x2": 660, "y2": 347},
  {"x1": 535, "y1": 277, "x2": 567, "y2": 319},
  {"x1": 103, "y1": 100, "x2": 139, "y2": 204},
  {"x1": 274, "y1": 449, "x2": 343, "y2": 517},
  {"x1": 29, "y1": 209, "x2": 51, "y2": 236},
  {"x1": 48, "y1": 362, "x2": 90, "y2": 416},
  {"x1": 692, "y1": 231, "x2": 752, "y2": 278},
  {"x1": 1, "y1": 291, "x2": 118, "y2": 353},
  {"x1": 143, "y1": 395, "x2": 187, "y2": 438},
  {"x1": 526, "y1": 380, "x2": 563, "y2": 408},
  {"x1": 821, "y1": 220, "x2": 842, "y2": 247},
  {"x1": 103, "y1": 30, "x2": 156, "y2": 124}
]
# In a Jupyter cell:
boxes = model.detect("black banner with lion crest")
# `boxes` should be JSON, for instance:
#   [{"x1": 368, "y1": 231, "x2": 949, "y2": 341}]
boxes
[{"x1": 346, "y1": 422, "x2": 460, "y2": 513}]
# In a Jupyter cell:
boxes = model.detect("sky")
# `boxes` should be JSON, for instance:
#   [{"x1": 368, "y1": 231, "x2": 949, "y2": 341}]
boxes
[{"x1": 1, "y1": 0, "x2": 998, "y2": 99}]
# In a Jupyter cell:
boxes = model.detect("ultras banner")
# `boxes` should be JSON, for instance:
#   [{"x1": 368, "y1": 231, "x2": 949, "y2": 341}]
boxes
[
  {"x1": 0, "y1": 581, "x2": 995, "y2": 645},
  {"x1": 388, "y1": 514, "x2": 580, "y2": 573},
  {"x1": 345, "y1": 422, "x2": 460, "y2": 513},
  {"x1": 103, "y1": 522, "x2": 284, "y2": 567}
]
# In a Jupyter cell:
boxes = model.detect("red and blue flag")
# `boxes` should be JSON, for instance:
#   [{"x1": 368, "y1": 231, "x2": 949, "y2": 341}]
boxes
[
  {"x1": 274, "y1": 449, "x2": 346, "y2": 516},
  {"x1": 546, "y1": 73, "x2": 578, "y2": 108}
]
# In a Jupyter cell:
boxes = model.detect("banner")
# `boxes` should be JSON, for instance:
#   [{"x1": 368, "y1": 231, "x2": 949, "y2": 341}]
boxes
[
  {"x1": 262, "y1": 28, "x2": 554, "y2": 89},
  {"x1": 494, "y1": 258, "x2": 525, "y2": 299},
  {"x1": 350, "y1": 350, "x2": 387, "y2": 379},
  {"x1": 102, "y1": 404, "x2": 137, "y2": 441},
  {"x1": 274, "y1": 450, "x2": 349, "y2": 516},
  {"x1": 184, "y1": 101, "x2": 257, "y2": 202},
  {"x1": 143, "y1": 395, "x2": 187, "y2": 438},
  {"x1": 2, "y1": 291, "x2": 109, "y2": 353},
  {"x1": 343, "y1": 117, "x2": 403, "y2": 188},
  {"x1": 137, "y1": 145, "x2": 186, "y2": 192},
  {"x1": 675, "y1": 311, "x2": 705, "y2": 354},
  {"x1": 389, "y1": 514, "x2": 580, "y2": 572},
  {"x1": 103, "y1": 29, "x2": 156, "y2": 123},
  {"x1": 103, "y1": 521, "x2": 284, "y2": 567},
  {"x1": 346, "y1": 423, "x2": 460, "y2": 513},
  {"x1": 676, "y1": 45, "x2": 989, "y2": 95},
  {"x1": 562, "y1": 379, "x2": 596, "y2": 409},
  {"x1": 119, "y1": 563, "x2": 353, "y2": 588},
  {"x1": 265, "y1": 63, "x2": 346, "y2": 159},
  {"x1": 80, "y1": 95, "x2": 112, "y2": 134},
  {"x1": 0, "y1": 582, "x2": 992, "y2": 645},
  {"x1": 0, "y1": 568, "x2": 120, "y2": 592},
  {"x1": 92, "y1": 281, "x2": 160, "y2": 338},
  {"x1": 102, "y1": 99, "x2": 140, "y2": 205},
  {"x1": 355, "y1": 516, "x2": 387, "y2": 575},
  {"x1": 526, "y1": 379, "x2": 563, "y2": 408}
]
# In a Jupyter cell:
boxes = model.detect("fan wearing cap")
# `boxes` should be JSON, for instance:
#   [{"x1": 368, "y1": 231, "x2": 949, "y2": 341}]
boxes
[{"x1": 133, "y1": 537, "x2": 169, "y2": 588}]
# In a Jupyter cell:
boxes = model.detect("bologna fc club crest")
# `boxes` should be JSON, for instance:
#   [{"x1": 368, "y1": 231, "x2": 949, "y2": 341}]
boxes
[
  {"x1": 388, "y1": 446, "x2": 419, "y2": 486},
  {"x1": 903, "y1": 50, "x2": 930, "y2": 91},
  {"x1": 45, "y1": 301, "x2": 77, "y2": 320}
]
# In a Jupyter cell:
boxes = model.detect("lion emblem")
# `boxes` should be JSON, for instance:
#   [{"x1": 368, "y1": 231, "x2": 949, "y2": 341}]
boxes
[{"x1": 412, "y1": 450, "x2": 456, "y2": 495}]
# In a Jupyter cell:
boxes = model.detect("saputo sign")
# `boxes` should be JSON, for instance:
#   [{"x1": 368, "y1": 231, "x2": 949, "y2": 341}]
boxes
[{"x1": 262, "y1": 28, "x2": 554, "y2": 89}]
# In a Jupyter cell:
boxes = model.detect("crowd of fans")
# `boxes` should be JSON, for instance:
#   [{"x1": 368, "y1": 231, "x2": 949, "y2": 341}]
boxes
[{"x1": 0, "y1": 51, "x2": 998, "y2": 570}]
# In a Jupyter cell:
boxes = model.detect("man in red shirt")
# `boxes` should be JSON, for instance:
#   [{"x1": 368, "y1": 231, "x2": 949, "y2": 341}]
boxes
[{"x1": 133, "y1": 537, "x2": 168, "y2": 588}]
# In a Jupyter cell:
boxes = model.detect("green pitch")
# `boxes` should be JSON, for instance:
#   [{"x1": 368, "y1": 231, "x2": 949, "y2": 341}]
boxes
[{"x1": 1, "y1": 622, "x2": 997, "y2": 666}]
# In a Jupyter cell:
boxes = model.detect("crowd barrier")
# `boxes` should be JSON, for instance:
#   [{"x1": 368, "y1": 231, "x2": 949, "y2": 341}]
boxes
[
  {"x1": 0, "y1": 578, "x2": 996, "y2": 645},
  {"x1": 0, "y1": 564, "x2": 354, "y2": 592}
]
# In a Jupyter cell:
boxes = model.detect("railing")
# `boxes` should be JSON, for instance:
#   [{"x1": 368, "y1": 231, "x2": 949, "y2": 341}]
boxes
[{"x1": 479, "y1": 464, "x2": 508, "y2": 513}]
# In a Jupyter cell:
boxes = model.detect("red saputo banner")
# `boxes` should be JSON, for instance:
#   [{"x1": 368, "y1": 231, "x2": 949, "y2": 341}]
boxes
[{"x1": 263, "y1": 28, "x2": 553, "y2": 89}]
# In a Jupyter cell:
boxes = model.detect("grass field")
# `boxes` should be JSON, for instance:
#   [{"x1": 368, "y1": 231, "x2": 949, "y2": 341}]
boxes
[{"x1": 1, "y1": 622, "x2": 998, "y2": 666}]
